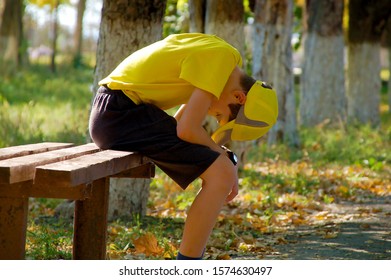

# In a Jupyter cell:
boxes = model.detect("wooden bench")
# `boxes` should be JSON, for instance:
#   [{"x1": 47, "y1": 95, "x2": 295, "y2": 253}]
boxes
[{"x1": 0, "y1": 142, "x2": 154, "y2": 260}]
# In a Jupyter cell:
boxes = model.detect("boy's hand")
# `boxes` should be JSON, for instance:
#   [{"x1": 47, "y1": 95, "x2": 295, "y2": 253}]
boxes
[{"x1": 226, "y1": 165, "x2": 239, "y2": 202}]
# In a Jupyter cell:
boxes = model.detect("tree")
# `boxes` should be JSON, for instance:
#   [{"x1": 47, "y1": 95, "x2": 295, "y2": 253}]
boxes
[
  {"x1": 188, "y1": 0, "x2": 251, "y2": 161},
  {"x1": 94, "y1": 0, "x2": 167, "y2": 220},
  {"x1": 347, "y1": 0, "x2": 391, "y2": 125},
  {"x1": 188, "y1": 0, "x2": 245, "y2": 69},
  {"x1": 299, "y1": 0, "x2": 346, "y2": 126},
  {"x1": 50, "y1": 0, "x2": 60, "y2": 72},
  {"x1": 188, "y1": 0, "x2": 205, "y2": 32},
  {"x1": 0, "y1": 0, "x2": 24, "y2": 69},
  {"x1": 29, "y1": 0, "x2": 69, "y2": 72},
  {"x1": 73, "y1": 0, "x2": 86, "y2": 68},
  {"x1": 253, "y1": 0, "x2": 299, "y2": 147},
  {"x1": 205, "y1": 0, "x2": 245, "y2": 58},
  {"x1": 386, "y1": 18, "x2": 391, "y2": 113}
]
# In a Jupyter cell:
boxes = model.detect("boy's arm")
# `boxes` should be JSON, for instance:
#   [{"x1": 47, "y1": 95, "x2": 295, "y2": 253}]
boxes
[
  {"x1": 173, "y1": 104, "x2": 186, "y2": 121},
  {"x1": 176, "y1": 87, "x2": 224, "y2": 154}
]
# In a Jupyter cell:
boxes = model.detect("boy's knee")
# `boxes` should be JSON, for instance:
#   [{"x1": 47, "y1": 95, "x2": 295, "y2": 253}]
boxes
[{"x1": 201, "y1": 155, "x2": 236, "y2": 193}]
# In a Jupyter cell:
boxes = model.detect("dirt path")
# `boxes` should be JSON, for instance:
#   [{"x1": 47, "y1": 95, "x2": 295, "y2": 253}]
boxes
[{"x1": 263, "y1": 195, "x2": 391, "y2": 260}]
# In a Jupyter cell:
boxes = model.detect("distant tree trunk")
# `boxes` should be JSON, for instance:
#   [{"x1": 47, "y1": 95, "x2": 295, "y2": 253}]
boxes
[
  {"x1": 73, "y1": 0, "x2": 86, "y2": 68},
  {"x1": 188, "y1": 0, "x2": 205, "y2": 32},
  {"x1": 205, "y1": 0, "x2": 245, "y2": 59},
  {"x1": 300, "y1": 0, "x2": 346, "y2": 126},
  {"x1": 94, "y1": 0, "x2": 166, "y2": 221},
  {"x1": 347, "y1": 0, "x2": 391, "y2": 125},
  {"x1": 389, "y1": 50, "x2": 391, "y2": 113},
  {"x1": 203, "y1": 0, "x2": 249, "y2": 162},
  {"x1": 253, "y1": 0, "x2": 299, "y2": 147},
  {"x1": 382, "y1": 16, "x2": 391, "y2": 113},
  {"x1": 252, "y1": 0, "x2": 266, "y2": 80},
  {"x1": 50, "y1": 0, "x2": 60, "y2": 73},
  {"x1": 0, "y1": 0, "x2": 23, "y2": 69}
]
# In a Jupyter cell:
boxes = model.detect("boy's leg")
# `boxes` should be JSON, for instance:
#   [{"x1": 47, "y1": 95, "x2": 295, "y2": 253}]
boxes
[{"x1": 178, "y1": 154, "x2": 236, "y2": 258}]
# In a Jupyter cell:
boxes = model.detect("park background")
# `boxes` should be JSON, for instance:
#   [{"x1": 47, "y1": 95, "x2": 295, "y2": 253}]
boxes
[{"x1": 0, "y1": 0, "x2": 390, "y2": 260}]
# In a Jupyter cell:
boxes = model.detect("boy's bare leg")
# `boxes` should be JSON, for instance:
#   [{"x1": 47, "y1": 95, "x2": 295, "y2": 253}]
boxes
[{"x1": 178, "y1": 155, "x2": 236, "y2": 258}]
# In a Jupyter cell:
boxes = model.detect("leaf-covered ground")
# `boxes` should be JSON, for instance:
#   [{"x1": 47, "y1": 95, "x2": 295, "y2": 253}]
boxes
[
  {"x1": 115, "y1": 157, "x2": 390, "y2": 260},
  {"x1": 26, "y1": 151, "x2": 390, "y2": 260}
]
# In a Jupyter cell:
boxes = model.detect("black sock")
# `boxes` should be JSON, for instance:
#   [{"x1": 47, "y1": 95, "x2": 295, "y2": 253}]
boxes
[{"x1": 176, "y1": 251, "x2": 203, "y2": 260}]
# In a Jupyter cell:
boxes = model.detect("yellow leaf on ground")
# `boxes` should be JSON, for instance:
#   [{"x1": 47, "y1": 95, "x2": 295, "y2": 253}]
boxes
[{"x1": 133, "y1": 232, "x2": 163, "y2": 257}]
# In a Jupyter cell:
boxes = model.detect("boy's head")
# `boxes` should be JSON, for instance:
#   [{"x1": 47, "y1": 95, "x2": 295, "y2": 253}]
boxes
[
  {"x1": 228, "y1": 74, "x2": 257, "y2": 122},
  {"x1": 211, "y1": 73, "x2": 278, "y2": 145}
]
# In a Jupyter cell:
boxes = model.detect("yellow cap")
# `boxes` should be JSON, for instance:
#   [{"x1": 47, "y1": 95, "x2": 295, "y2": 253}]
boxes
[{"x1": 211, "y1": 81, "x2": 278, "y2": 145}]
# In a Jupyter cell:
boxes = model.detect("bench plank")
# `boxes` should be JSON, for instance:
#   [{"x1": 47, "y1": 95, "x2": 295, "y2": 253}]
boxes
[
  {"x1": 0, "y1": 143, "x2": 100, "y2": 184},
  {"x1": 34, "y1": 150, "x2": 148, "y2": 187},
  {"x1": 0, "y1": 142, "x2": 74, "y2": 160}
]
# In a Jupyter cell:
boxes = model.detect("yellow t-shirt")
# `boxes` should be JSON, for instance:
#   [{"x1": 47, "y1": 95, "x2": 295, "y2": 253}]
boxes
[{"x1": 99, "y1": 33, "x2": 242, "y2": 110}]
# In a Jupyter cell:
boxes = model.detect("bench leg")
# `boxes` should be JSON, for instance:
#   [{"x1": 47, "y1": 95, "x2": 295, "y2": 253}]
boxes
[
  {"x1": 0, "y1": 196, "x2": 29, "y2": 260},
  {"x1": 73, "y1": 178, "x2": 109, "y2": 259}
]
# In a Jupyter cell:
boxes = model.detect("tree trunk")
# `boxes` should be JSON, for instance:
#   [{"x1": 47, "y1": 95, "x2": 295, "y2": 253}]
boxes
[
  {"x1": 204, "y1": 0, "x2": 249, "y2": 162},
  {"x1": 347, "y1": 43, "x2": 381, "y2": 125},
  {"x1": 188, "y1": 0, "x2": 205, "y2": 32},
  {"x1": 205, "y1": 0, "x2": 245, "y2": 59},
  {"x1": 0, "y1": 0, "x2": 23, "y2": 69},
  {"x1": 300, "y1": 0, "x2": 346, "y2": 127},
  {"x1": 73, "y1": 0, "x2": 86, "y2": 68},
  {"x1": 382, "y1": 7, "x2": 391, "y2": 113},
  {"x1": 389, "y1": 46, "x2": 391, "y2": 113},
  {"x1": 253, "y1": 0, "x2": 299, "y2": 147},
  {"x1": 94, "y1": 0, "x2": 166, "y2": 221},
  {"x1": 252, "y1": 0, "x2": 266, "y2": 80},
  {"x1": 347, "y1": 0, "x2": 391, "y2": 126},
  {"x1": 50, "y1": 0, "x2": 60, "y2": 73}
]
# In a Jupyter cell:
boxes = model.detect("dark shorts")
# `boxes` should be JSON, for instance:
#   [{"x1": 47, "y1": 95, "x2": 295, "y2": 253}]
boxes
[{"x1": 89, "y1": 86, "x2": 220, "y2": 189}]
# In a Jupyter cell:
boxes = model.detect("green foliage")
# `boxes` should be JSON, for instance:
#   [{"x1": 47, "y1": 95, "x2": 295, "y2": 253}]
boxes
[
  {"x1": 163, "y1": 0, "x2": 189, "y2": 37},
  {"x1": 0, "y1": 64, "x2": 92, "y2": 147}
]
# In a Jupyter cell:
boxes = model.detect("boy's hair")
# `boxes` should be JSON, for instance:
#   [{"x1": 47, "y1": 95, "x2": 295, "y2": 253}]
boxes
[{"x1": 228, "y1": 74, "x2": 256, "y2": 121}]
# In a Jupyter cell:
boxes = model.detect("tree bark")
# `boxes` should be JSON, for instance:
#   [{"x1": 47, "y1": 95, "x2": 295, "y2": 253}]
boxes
[
  {"x1": 203, "y1": 0, "x2": 250, "y2": 161},
  {"x1": 347, "y1": 0, "x2": 391, "y2": 125},
  {"x1": 188, "y1": 0, "x2": 206, "y2": 32},
  {"x1": 382, "y1": 6, "x2": 391, "y2": 113},
  {"x1": 205, "y1": 0, "x2": 245, "y2": 59},
  {"x1": 253, "y1": 0, "x2": 299, "y2": 147},
  {"x1": 0, "y1": 0, "x2": 23, "y2": 69},
  {"x1": 50, "y1": 0, "x2": 60, "y2": 73},
  {"x1": 93, "y1": 0, "x2": 166, "y2": 221},
  {"x1": 73, "y1": 0, "x2": 86, "y2": 68},
  {"x1": 300, "y1": 0, "x2": 346, "y2": 127}
]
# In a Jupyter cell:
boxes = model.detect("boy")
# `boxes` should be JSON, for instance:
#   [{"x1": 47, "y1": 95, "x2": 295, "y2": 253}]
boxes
[{"x1": 89, "y1": 33, "x2": 278, "y2": 260}]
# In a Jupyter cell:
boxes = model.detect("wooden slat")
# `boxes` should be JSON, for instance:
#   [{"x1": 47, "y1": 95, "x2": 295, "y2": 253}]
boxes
[
  {"x1": 34, "y1": 150, "x2": 148, "y2": 187},
  {"x1": 0, "y1": 142, "x2": 74, "y2": 160},
  {"x1": 0, "y1": 181, "x2": 92, "y2": 200},
  {"x1": 112, "y1": 162, "x2": 155, "y2": 179},
  {"x1": 0, "y1": 143, "x2": 100, "y2": 184}
]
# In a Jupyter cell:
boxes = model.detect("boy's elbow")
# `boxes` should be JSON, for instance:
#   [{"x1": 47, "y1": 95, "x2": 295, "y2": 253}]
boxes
[{"x1": 176, "y1": 123, "x2": 194, "y2": 142}]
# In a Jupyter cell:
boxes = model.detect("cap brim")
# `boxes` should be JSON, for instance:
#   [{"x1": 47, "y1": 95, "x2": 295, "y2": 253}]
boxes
[
  {"x1": 211, "y1": 120, "x2": 235, "y2": 145},
  {"x1": 211, "y1": 80, "x2": 278, "y2": 145}
]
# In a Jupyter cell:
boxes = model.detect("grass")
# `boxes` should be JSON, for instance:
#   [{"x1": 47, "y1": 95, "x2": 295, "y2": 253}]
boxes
[
  {"x1": 1, "y1": 64, "x2": 390, "y2": 259},
  {"x1": 0, "y1": 64, "x2": 92, "y2": 147}
]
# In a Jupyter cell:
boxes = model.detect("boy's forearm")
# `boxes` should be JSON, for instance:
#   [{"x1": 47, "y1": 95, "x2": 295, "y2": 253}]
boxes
[{"x1": 174, "y1": 104, "x2": 186, "y2": 121}]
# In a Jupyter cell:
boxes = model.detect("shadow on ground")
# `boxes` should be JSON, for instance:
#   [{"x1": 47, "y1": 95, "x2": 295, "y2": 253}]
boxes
[{"x1": 264, "y1": 196, "x2": 391, "y2": 260}]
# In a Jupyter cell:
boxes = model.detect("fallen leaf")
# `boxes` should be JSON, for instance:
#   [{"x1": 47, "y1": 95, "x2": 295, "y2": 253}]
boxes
[
  {"x1": 323, "y1": 232, "x2": 338, "y2": 239},
  {"x1": 133, "y1": 232, "x2": 163, "y2": 257}
]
